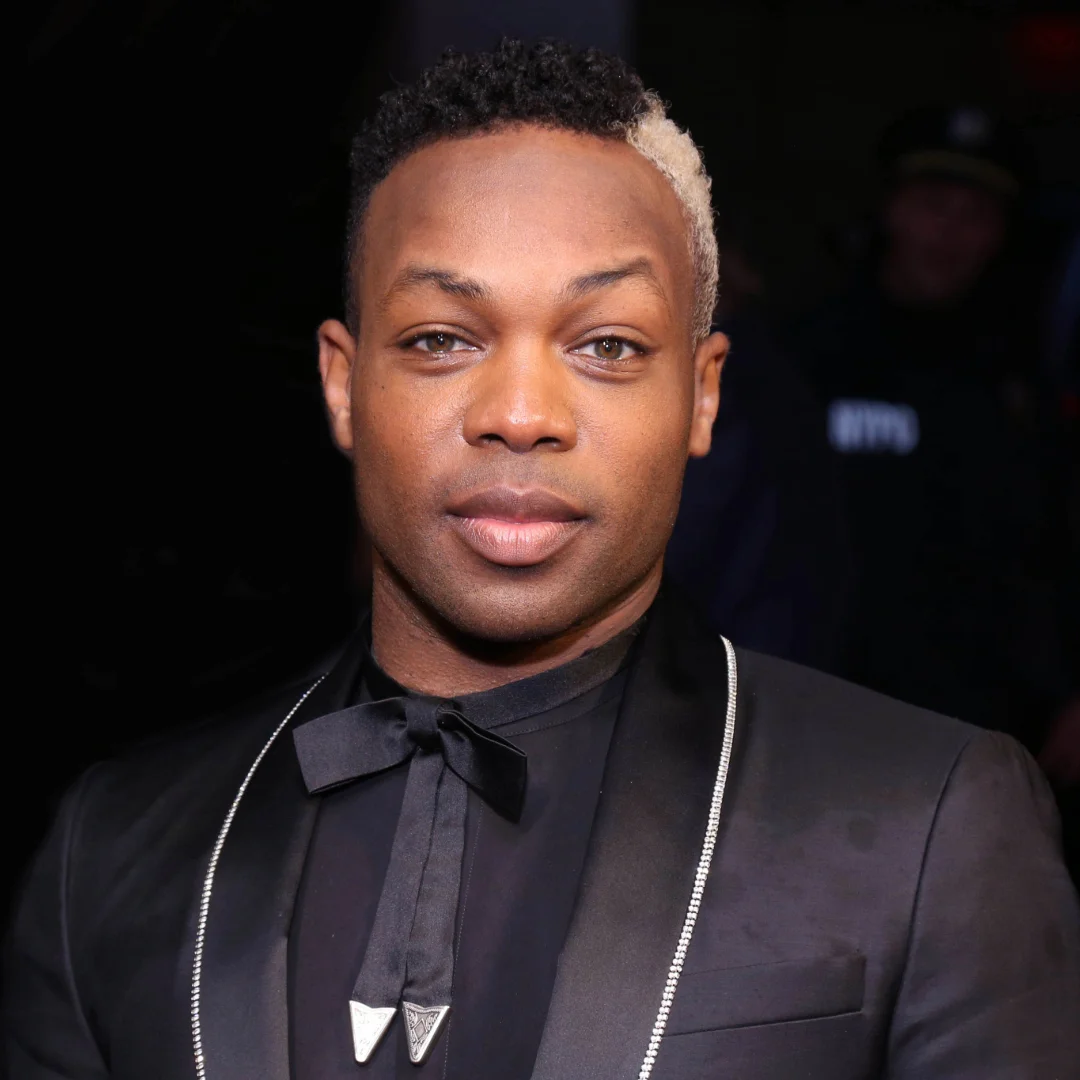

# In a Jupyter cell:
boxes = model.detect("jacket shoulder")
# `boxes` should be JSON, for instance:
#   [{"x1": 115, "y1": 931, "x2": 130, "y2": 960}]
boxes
[
  {"x1": 106, "y1": 673, "x2": 319, "y2": 780},
  {"x1": 732, "y1": 646, "x2": 986, "y2": 808},
  {"x1": 67, "y1": 673, "x2": 325, "y2": 873}
]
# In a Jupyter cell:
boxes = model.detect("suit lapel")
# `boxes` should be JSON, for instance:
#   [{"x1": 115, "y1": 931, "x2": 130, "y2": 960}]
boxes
[
  {"x1": 195, "y1": 592, "x2": 734, "y2": 1080},
  {"x1": 197, "y1": 633, "x2": 367, "y2": 1080},
  {"x1": 531, "y1": 587, "x2": 736, "y2": 1080}
]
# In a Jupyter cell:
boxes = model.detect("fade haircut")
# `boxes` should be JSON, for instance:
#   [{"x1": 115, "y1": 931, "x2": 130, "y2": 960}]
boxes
[{"x1": 345, "y1": 39, "x2": 719, "y2": 342}]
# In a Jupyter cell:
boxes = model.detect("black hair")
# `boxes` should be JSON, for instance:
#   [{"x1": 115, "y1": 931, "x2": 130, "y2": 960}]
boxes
[{"x1": 344, "y1": 39, "x2": 651, "y2": 330}]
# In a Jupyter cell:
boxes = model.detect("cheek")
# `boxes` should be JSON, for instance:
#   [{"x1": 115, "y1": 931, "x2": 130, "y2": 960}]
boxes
[
  {"x1": 889, "y1": 204, "x2": 938, "y2": 254},
  {"x1": 582, "y1": 380, "x2": 692, "y2": 509},
  {"x1": 350, "y1": 376, "x2": 450, "y2": 522},
  {"x1": 354, "y1": 364, "x2": 457, "y2": 450},
  {"x1": 903, "y1": 216, "x2": 941, "y2": 254},
  {"x1": 960, "y1": 221, "x2": 1003, "y2": 264}
]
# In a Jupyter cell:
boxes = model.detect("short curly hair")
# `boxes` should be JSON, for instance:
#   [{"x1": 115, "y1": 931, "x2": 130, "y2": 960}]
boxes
[{"x1": 345, "y1": 39, "x2": 718, "y2": 341}]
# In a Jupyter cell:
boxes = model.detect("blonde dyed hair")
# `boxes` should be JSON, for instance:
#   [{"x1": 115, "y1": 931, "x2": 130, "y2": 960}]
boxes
[{"x1": 624, "y1": 93, "x2": 719, "y2": 342}]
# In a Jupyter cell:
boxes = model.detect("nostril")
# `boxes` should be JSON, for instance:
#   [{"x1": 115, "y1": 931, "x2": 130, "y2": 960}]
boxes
[{"x1": 475, "y1": 432, "x2": 565, "y2": 452}]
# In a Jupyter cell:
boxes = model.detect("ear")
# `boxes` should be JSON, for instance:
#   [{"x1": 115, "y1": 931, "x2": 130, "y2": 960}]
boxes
[
  {"x1": 318, "y1": 319, "x2": 357, "y2": 454},
  {"x1": 688, "y1": 331, "x2": 728, "y2": 458}
]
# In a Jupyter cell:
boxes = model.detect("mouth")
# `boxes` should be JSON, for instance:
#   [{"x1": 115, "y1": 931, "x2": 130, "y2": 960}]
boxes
[{"x1": 446, "y1": 486, "x2": 586, "y2": 568}]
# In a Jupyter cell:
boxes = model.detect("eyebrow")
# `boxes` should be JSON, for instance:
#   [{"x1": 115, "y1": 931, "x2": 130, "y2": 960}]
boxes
[
  {"x1": 379, "y1": 256, "x2": 669, "y2": 311},
  {"x1": 560, "y1": 257, "x2": 670, "y2": 308},
  {"x1": 380, "y1": 266, "x2": 491, "y2": 309}
]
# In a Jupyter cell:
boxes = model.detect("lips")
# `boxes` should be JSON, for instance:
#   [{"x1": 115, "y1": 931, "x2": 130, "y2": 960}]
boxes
[{"x1": 446, "y1": 486, "x2": 586, "y2": 567}]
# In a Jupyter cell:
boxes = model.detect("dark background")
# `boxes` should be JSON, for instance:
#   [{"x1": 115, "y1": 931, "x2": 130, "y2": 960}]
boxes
[{"x1": 19, "y1": 0, "x2": 1080, "y2": 912}]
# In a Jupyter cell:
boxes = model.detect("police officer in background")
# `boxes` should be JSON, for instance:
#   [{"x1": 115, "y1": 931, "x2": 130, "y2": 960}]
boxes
[
  {"x1": 666, "y1": 230, "x2": 852, "y2": 675},
  {"x1": 795, "y1": 106, "x2": 1073, "y2": 753}
]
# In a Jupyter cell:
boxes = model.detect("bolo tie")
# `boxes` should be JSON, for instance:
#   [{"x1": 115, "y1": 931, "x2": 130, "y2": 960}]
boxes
[{"x1": 292, "y1": 693, "x2": 528, "y2": 1065}]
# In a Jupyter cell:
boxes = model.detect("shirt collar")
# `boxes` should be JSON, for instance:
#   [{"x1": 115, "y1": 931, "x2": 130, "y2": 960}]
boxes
[{"x1": 361, "y1": 616, "x2": 644, "y2": 730}]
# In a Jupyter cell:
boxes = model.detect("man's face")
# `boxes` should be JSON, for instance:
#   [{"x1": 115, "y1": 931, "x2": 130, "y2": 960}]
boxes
[
  {"x1": 320, "y1": 127, "x2": 725, "y2": 643},
  {"x1": 882, "y1": 177, "x2": 1006, "y2": 306}
]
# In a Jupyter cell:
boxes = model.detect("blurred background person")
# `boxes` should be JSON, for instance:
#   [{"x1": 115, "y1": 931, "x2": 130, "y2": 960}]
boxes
[
  {"x1": 1036, "y1": 224, "x2": 1080, "y2": 875},
  {"x1": 792, "y1": 105, "x2": 1074, "y2": 754},
  {"x1": 667, "y1": 228, "x2": 852, "y2": 672}
]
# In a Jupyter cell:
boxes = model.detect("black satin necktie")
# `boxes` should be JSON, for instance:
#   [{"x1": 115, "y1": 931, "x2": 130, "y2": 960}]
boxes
[{"x1": 292, "y1": 695, "x2": 527, "y2": 1065}]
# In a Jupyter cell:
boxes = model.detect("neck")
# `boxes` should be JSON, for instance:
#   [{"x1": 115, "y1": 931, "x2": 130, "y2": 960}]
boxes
[{"x1": 369, "y1": 559, "x2": 661, "y2": 697}]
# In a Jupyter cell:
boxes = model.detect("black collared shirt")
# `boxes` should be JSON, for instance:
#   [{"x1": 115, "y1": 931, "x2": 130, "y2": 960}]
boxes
[{"x1": 289, "y1": 631, "x2": 637, "y2": 1079}]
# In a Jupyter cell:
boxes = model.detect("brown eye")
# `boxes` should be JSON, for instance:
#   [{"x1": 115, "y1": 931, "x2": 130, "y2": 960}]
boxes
[
  {"x1": 579, "y1": 336, "x2": 640, "y2": 362},
  {"x1": 425, "y1": 332, "x2": 452, "y2": 353},
  {"x1": 409, "y1": 332, "x2": 472, "y2": 354}
]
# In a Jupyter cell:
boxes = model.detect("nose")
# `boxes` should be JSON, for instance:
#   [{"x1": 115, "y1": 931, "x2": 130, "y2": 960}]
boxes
[{"x1": 462, "y1": 344, "x2": 577, "y2": 454}]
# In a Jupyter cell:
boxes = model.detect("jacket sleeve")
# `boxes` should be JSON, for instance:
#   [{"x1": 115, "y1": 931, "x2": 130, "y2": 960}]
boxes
[
  {"x1": 886, "y1": 730, "x2": 1080, "y2": 1077},
  {"x1": 3, "y1": 768, "x2": 110, "y2": 1079}
]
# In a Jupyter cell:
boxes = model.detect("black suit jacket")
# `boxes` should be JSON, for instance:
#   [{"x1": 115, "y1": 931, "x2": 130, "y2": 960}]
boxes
[{"x1": 5, "y1": 590, "x2": 1079, "y2": 1079}]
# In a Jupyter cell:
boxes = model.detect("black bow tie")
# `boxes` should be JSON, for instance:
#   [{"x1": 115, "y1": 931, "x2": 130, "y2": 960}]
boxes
[
  {"x1": 292, "y1": 694, "x2": 527, "y2": 1065},
  {"x1": 294, "y1": 695, "x2": 527, "y2": 819}
]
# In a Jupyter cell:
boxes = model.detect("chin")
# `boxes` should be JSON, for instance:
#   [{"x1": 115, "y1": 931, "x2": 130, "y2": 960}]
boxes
[
  {"x1": 375, "y1": 527, "x2": 661, "y2": 647},
  {"x1": 411, "y1": 555, "x2": 642, "y2": 647},
  {"x1": 434, "y1": 577, "x2": 596, "y2": 645}
]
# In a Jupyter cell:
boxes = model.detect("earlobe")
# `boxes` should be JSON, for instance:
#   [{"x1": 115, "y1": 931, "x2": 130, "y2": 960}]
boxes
[
  {"x1": 688, "y1": 331, "x2": 728, "y2": 458},
  {"x1": 318, "y1": 319, "x2": 357, "y2": 454}
]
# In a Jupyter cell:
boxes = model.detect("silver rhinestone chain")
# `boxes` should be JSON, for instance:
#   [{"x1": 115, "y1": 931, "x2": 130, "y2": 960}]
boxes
[
  {"x1": 637, "y1": 636, "x2": 737, "y2": 1080},
  {"x1": 190, "y1": 675, "x2": 326, "y2": 1080},
  {"x1": 189, "y1": 640, "x2": 737, "y2": 1080}
]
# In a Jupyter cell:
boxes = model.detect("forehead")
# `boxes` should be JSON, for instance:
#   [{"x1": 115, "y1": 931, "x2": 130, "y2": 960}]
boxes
[{"x1": 359, "y1": 127, "x2": 693, "y2": 313}]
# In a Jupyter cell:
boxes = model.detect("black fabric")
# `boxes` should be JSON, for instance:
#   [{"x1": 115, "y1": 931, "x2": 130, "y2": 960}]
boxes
[
  {"x1": 531, "y1": 585, "x2": 735, "y2": 1079},
  {"x1": 293, "y1": 695, "x2": 527, "y2": 1022},
  {"x1": 401, "y1": 764, "x2": 462, "y2": 1012},
  {"x1": 667, "y1": 312, "x2": 851, "y2": 672},
  {"x1": 294, "y1": 698, "x2": 527, "y2": 820},
  {"x1": 193, "y1": 660, "x2": 362, "y2": 1080},
  {"x1": 289, "y1": 625, "x2": 638, "y2": 1079},
  {"x1": 793, "y1": 278, "x2": 1070, "y2": 743},
  {"x1": 664, "y1": 955, "x2": 866, "y2": 1035},
  {"x1": 347, "y1": 748, "x2": 457, "y2": 1012},
  {"x1": 6, "y1": 588, "x2": 1080, "y2": 1080}
]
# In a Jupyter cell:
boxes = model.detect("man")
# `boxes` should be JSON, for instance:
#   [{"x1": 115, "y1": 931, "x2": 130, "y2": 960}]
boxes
[
  {"x1": 794, "y1": 106, "x2": 1073, "y2": 749},
  {"x1": 667, "y1": 233, "x2": 851, "y2": 672},
  {"x1": 5, "y1": 43, "x2": 1078, "y2": 1080}
]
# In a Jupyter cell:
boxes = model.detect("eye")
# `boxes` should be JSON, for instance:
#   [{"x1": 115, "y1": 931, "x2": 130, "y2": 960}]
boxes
[
  {"x1": 576, "y1": 336, "x2": 642, "y2": 363},
  {"x1": 405, "y1": 331, "x2": 474, "y2": 355}
]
